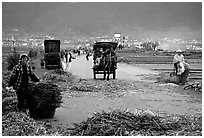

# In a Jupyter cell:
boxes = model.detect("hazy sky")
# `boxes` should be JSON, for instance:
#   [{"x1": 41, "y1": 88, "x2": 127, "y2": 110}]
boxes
[{"x1": 2, "y1": 2, "x2": 202, "y2": 39}]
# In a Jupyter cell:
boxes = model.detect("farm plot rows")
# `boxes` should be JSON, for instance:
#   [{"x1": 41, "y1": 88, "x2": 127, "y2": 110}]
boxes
[{"x1": 117, "y1": 50, "x2": 202, "y2": 81}]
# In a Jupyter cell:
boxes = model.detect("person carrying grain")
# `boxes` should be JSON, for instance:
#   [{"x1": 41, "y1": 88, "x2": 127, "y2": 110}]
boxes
[{"x1": 7, "y1": 54, "x2": 40, "y2": 112}]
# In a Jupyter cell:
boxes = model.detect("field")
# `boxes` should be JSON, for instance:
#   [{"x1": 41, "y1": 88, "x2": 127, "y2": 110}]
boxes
[
  {"x1": 2, "y1": 45, "x2": 202, "y2": 136},
  {"x1": 2, "y1": 44, "x2": 202, "y2": 82},
  {"x1": 117, "y1": 49, "x2": 202, "y2": 81}
]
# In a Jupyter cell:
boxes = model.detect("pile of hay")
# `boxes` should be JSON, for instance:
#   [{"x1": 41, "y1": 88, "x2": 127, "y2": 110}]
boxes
[
  {"x1": 42, "y1": 69, "x2": 74, "y2": 83},
  {"x1": 184, "y1": 82, "x2": 202, "y2": 92},
  {"x1": 2, "y1": 71, "x2": 16, "y2": 99},
  {"x1": 156, "y1": 72, "x2": 180, "y2": 84},
  {"x1": 2, "y1": 97, "x2": 18, "y2": 115},
  {"x1": 70, "y1": 109, "x2": 202, "y2": 136},
  {"x1": 28, "y1": 81, "x2": 62, "y2": 119},
  {"x1": 2, "y1": 112, "x2": 63, "y2": 136}
]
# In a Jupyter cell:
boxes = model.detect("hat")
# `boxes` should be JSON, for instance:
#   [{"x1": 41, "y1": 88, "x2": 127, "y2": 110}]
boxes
[
  {"x1": 19, "y1": 54, "x2": 29, "y2": 60},
  {"x1": 176, "y1": 49, "x2": 182, "y2": 53}
]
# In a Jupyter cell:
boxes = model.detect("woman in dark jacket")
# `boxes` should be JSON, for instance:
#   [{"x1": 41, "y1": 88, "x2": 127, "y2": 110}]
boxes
[{"x1": 8, "y1": 54, "x2": 40, "y2": 111}]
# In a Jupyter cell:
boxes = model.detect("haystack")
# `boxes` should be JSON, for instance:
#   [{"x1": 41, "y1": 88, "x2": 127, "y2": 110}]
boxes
[{"x1": 28, "y1": 82, "x2": 62, "y2": 119}]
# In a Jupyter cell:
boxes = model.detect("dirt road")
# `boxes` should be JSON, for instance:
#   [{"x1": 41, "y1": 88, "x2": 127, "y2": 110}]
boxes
[
  {"x1": 70, "y1": 55, "x2": 159, "y2": 81},
  {"x1": 52, "y1": 54, "x2": 201, "y2": 127}
]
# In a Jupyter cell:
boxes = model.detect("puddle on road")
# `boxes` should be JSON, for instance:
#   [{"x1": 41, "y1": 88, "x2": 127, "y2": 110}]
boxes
[{"x1": 50, "y1": 90, "x2": 201, "y2": 127}]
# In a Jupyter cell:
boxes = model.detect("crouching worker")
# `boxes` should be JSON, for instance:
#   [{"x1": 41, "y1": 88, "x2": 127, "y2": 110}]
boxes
[
  {"x1": 7, "y1": 54, "x2": 40, "y2": 112},
  {"x1": 173, "y1": 49, "x2": 185, "y2": 74},
  {"x1": 176, "y1": 61, "x2": 191, "y2": 85}
]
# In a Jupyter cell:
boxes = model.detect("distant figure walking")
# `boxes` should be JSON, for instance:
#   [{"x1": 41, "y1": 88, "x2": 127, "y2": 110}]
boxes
[
  {"x1": 61, "y1": 54, "x2": 66, "y2": 71},
  {"x1": 77, "y1": 50, "x2": 80, "y2": 56},
  {"x1": 66, "y1": 52, "x2": 75, "y2": 72},
  {"x1": 86, "y1": 51, "x2": 90, "y2": 60},
  {"x1": 64, "y1": 50, "x2": 69, "y2": 70},
  {"x1": 40, "y1": 58, "x2": 45, "y2": 69}
]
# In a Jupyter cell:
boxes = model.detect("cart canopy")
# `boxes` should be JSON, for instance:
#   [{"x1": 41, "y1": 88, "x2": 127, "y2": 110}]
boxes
[{"x1": 93, "y1": 42, "x2": 118, "y2": 50}]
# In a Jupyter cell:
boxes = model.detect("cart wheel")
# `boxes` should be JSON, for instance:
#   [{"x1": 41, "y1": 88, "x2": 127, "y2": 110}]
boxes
[
  {"x1": 113, "y1": 70, "x2": 116, "y2": 79},
  {"x1": 93, "y1": 70, "x2": 96, "y2": 79},
  {"x1": 104, "y1": 71, "x2": 106, "y2": 80}
]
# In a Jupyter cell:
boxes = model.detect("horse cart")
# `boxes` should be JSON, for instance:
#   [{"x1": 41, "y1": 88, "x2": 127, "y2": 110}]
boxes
[{"x1": 92, "y1": 42, "x2": 118, "y2": 80}]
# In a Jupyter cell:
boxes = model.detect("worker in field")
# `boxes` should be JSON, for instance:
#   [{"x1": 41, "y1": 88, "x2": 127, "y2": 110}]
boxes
[
  {"x1": 176, "y1": 61, "x2": 191, "y2": 85},
  {"x1": 6, "y1": 54, "x2": 40, "y2": 112},
  {"x1": 173, "y1": 49, "x2": 185, "y2": 74}
]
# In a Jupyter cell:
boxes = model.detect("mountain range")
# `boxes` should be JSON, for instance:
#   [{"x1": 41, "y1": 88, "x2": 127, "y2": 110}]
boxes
[{"x1": 2, "y1": 2, "x2": 202, "y2": 40}]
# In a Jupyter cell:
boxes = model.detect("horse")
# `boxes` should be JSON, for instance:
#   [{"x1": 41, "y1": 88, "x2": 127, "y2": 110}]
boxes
[
  {"x1": 101, "y1": 49, "x2": 114, "y2": 80},
  {"x1": 118, "y1": 44, "x2": 124, "y2": 50}
]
